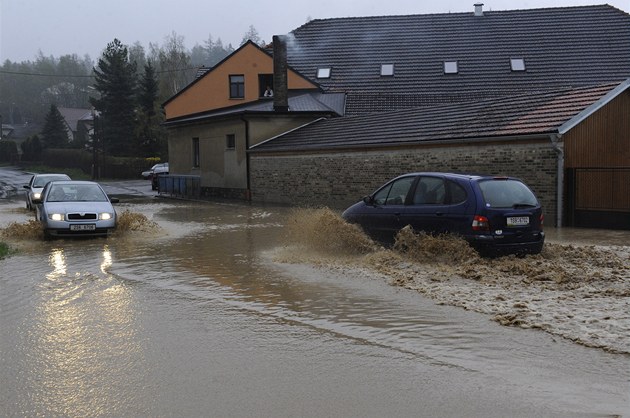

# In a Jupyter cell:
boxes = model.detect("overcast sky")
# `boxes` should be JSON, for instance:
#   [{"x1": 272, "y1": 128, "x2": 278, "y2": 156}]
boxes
[{"x1": 1, "y1": 0, "x2": 629, "y2": 63}]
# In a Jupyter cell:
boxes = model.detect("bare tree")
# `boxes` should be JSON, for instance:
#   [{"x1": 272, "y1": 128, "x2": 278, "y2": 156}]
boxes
[{"x1": 157, "y1": 31, "x2": 193, "y2": 97}]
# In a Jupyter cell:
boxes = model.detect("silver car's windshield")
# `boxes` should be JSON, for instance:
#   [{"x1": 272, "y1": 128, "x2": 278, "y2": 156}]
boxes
[
  {"x1": 33, "y1": 175, "x2": 69, "y2": 188},
  {"x1": 47, "y1": 184, "x2": 108, "y2": 202}
]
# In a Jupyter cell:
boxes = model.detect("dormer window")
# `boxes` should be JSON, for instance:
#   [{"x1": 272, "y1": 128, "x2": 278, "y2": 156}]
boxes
[
  {"x1": 510, "y1": 58, "x2": 526, "y2": 71},
  {"x1": 444, "y1": 61, "x2": 458, "y2": 74},
  {"x1": 317, "y1": 67, "x2": 331, "y2": 78},
  {"x1": 381, "y1": 64, "x2": 394, "y2": 76}
]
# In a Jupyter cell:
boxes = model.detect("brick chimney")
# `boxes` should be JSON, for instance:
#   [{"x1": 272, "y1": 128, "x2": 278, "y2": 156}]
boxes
[{"x1": 272, "y1": 35, "x2": 289, "y2": 112}]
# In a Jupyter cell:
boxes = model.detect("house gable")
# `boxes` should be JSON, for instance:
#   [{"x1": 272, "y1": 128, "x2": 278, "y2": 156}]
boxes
[{"x1": 164, "y1": 41, "x2": 319, "y2": 120}]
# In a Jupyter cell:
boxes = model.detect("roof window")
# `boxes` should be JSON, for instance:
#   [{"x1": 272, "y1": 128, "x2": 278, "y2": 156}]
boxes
[
  {"x1": 317, "y1": 67, "x2": 331, "y2": 78},
  {"x1": 380, "y1": 64, "x2": 394, "y2": 76},
  {"x1": 444, "y1": 61, "x2": 458, "y2": 74},
  {"x1": 510, "y1": 58, "x2": 526, "y2": 71}
]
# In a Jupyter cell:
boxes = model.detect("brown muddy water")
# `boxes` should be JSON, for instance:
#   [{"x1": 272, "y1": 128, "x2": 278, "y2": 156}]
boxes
[{"x1": 1, "y1": 199, "x2": 629, "y2": 417}]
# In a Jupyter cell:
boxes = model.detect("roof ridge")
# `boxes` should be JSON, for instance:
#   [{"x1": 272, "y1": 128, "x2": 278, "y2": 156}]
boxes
[{"x1": 292, "y1": 4, "x2": 621, "y2": 29}]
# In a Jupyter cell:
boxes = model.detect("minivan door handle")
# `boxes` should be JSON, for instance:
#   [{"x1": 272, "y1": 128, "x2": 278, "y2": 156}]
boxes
[{"x1": 435, "y1": 211, "x2": 444, "y2": 216}]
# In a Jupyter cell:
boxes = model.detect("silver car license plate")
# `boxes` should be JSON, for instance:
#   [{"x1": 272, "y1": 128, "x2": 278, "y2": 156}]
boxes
[
  {"x1": 507, "y1": 216, "x2": 529, "y2": 227},
  {"x1": 70, "y1": 224, "x2": 96, "y2": 231}
]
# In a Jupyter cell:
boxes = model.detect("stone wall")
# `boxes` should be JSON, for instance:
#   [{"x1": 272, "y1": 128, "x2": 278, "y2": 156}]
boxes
[{"x1": 250, "y1": 140, "x2": 560, "y2": 226}]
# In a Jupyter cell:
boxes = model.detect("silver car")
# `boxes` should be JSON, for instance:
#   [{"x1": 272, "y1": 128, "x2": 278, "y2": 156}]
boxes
[
  {"x1": 23, "y1": 173, "x2": 71, "y2": 210},
  {"x1": 34, "y1": 180, "x2": 119, "y2": 238}
]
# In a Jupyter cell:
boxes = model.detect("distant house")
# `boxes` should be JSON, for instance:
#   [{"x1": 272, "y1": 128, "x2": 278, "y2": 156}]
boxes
[
  {"x1": 0, "y1": 123, "x2": 14, "y2": 140},
  {"x1": 57, "y1": 107, "x2": 93, "y2": 145},
  {"x1": 163, "y1": 4, "x2": 630, "y2": 229}
]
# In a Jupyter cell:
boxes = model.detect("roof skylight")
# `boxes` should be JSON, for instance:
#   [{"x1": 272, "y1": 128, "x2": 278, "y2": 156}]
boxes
[
  {"x1": 380, "y1": 64, "x2": 394, "y2": 76},
  {"x1": 317, "y1": 67, "x2": 331, "y2": 78},
  {"x1": 510, "y1": 58, "x2": 526, "y2": 71},
  {"x1": 444, "y1": 61, "x2": 458, "y2": 74}
]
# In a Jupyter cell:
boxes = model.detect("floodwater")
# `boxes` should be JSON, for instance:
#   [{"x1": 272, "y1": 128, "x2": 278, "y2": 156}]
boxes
[{"x1": 1, "y1": 186, "x2": 629, "y2": 416}]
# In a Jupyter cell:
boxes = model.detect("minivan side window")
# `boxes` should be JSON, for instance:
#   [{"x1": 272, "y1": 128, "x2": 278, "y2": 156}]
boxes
[
  {"x1": 413, "y1": 177, "x2": 446, "y2": 204},
  {"x1": 373, "y1": 176, "x2": 415, "y2": 205},
  {"x1": 447, "y1": 180, "x2": 467, "y2": 204}
]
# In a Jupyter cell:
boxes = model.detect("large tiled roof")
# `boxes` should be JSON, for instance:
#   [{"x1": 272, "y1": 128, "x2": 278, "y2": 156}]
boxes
[
  {"x1": 286, "y1": 5, "x2": 630, "y2": 113},
  {"x1": 250, "y1": 81, "x2": 627, "y2": 152}
]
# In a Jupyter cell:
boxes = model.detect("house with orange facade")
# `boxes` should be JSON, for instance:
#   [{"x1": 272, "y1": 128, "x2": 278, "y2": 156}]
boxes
[{"x1": 163, "y1": 39, "x2": 344, "y2": 199}]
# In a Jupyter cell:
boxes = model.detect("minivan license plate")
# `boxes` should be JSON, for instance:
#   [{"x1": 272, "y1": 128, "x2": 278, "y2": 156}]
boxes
[
  {"x1": 70, "y1": 224, "x2": 96, "y2": 231},
  {"x1": 507, "y1": 216, "x2": 529, "y2": 227}
]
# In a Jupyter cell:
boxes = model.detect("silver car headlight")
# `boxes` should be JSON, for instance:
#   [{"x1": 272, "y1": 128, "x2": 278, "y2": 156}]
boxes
[
  {"x1": 49, "y1": 213, "x2": 64, "y2": 221},
  {"x1": 99, "y1": 213, "x2": 113, "y2": 220}
]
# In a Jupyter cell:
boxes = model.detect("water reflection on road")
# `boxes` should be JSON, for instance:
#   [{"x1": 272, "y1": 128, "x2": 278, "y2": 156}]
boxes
[{"x1": 1, "y1": 198, "x2": 629, "y2": 417}]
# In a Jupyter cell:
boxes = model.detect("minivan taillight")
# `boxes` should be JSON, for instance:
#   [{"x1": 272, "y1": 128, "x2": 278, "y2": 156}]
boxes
[
  {"x1": 472, "y1": 215, "x2": 490, "y2": 231},
  {"x1": 540, "y1": 213, "x2": 544, "y2": 230}
]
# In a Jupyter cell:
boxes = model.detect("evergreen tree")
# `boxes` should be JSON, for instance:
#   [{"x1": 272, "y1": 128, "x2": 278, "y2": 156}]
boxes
[
  {"x1": 20, "y1": 135, "x2": 43, "y2": 161},
  {"x1": 135, "y1": 61, "x2": 166, "y2": 157},
  {"x1": 91, "y1": 38, "x2": 137, "y2": 156},
  {"x1": 41, "y1": 104, "x2": 69, "y2": 148}
]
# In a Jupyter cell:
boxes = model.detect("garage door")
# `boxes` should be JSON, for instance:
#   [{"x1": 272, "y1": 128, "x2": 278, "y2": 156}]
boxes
[{"x1": 566, "y1": 168, "x2": 630, "y2": 229}]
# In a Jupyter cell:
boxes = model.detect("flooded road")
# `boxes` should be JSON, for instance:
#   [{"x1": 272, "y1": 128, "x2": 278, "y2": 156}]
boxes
[{"x1": 1, "y1": 169, "x2": 629, "y2": 417}]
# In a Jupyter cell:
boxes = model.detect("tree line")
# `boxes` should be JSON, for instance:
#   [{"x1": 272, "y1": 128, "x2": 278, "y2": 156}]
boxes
[{"x1": 0, "y1": 27, "x2": 265, "y2": 161}]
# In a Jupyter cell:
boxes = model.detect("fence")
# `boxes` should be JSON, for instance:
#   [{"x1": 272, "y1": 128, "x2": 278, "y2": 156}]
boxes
[{"x1": 157, "y1": 175, "x2": 201, "y2": 199}]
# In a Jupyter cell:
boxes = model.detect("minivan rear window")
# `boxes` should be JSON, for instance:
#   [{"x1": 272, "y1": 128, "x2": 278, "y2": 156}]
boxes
[{"x1": 478, "y1": 179, "x2": 538, "y2": 208}]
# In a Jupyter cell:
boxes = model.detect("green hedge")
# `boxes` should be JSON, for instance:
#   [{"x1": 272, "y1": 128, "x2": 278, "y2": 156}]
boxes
[
  {"x1": 0, "y1": 141, "x2": 18, "y2": 162},
  {"x1": 39, "y1": 148, "x2": 163, "y2": 179}
]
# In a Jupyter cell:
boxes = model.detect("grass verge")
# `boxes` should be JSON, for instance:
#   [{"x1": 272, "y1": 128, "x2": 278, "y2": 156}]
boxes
[{"x1": 0, "y1": 242, "x2": 11, "y2": 259}]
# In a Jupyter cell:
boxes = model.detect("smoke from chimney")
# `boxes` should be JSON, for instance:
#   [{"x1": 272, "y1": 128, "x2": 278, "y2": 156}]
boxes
[{"x1": 272, "y1": 35, "x2": 289, "y2": 112}]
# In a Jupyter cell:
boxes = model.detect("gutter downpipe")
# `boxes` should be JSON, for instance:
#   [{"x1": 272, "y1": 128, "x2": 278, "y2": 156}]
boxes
[
  {"x1": 550, "y1": 133, "x2": 564, "y2": 228},
  {"x1": 242, "y1": 115, "x2": 251, "y2": 201}
]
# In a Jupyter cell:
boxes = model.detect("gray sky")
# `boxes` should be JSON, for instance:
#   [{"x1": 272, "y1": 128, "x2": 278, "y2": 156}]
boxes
[{"x1": 1, "y1": 0, "x2": 629, "y2": 63}]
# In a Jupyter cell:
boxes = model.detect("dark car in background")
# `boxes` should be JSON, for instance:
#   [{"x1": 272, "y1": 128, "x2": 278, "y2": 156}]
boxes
[
  {"x1": 24, "y1": 173, "x2": 71, "y2": 210},
  {"x1": 342, "y1": 172, "x2": 545, "y2": 256},
  {"x1": 141, "y1": 162, "x2": 168, "y2": 180}
]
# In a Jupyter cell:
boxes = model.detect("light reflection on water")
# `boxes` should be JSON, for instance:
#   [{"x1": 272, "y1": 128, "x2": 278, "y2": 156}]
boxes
[{"x1": 15, "y1": 242, "x2": 148, "y2": 417}]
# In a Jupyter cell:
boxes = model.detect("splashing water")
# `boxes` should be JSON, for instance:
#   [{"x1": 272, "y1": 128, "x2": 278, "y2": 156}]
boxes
[
  {"x1": 115, "y1": 210, "x2": 160, "y2": 233},
  {"x1": 284, "y1": 207, "x2": 379, "y2": 256},
  {"x1": 393, "y1": 225, "x2": 479, "y2": 264},
  {"x1": 1, "y1": 220, "x2": 45, "y2": 240},
  {"x1": 0, "y1": 211, "x2": 160, "y2": 241},
  {"x1": 276, "y1": 207, "x2": 630, "y2": 353}
]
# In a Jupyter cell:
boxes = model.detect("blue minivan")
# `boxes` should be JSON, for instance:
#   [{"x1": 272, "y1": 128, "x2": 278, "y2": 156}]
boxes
[{"x1": 342, "y1": 172, "x2": 545, "y2": 256}]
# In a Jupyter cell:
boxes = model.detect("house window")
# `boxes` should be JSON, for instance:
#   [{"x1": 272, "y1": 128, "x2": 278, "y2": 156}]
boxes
[
  {"x1": 444, "y1": 61, "x2": 458, "y2": 74},
  {"x1": 381, "y1": 64, "x2": 394, "y2": 76},
  {"x1": 259, "y1": 74, "x2": 274, "y2": 97},
  {"x1": 192, "y1": 137, "x2": 200, "y2": 168},
  {"x1": 510, "y1": 58, "x2": 526, "y2": 71},
  {"x1": 229, "y1": 75, "x2": 245, "y2": 99},
  {"x1": 316, "y1": 67, "x2": 331, "y2": 78},
  {"x1": 226, "y1": 134, "x2": 236, "y2": 150}
]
